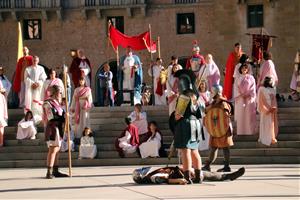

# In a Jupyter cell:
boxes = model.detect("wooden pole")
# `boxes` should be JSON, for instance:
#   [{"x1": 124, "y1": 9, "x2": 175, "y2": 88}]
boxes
[
  {"x1": 157, "y1": 36, "x2": 161, "y2": 59},
  {"x1": 149, "y1": 24, "x2": 155, "y2": 105},
  {"x1": 63, "y1": 65, "x2": 72, "y2": 177}
]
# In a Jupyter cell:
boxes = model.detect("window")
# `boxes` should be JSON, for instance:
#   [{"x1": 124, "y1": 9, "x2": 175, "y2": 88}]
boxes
[
  {"x1": 177, "y1": 13, "x2": 195, "y2": 34},
  {"x1": 108, "y1": 16, "x2": 124, "y2": 33},
  {"x1": 23, "y1": 19, "x2": 42, "y2": 40},
  {"x1": 247, "y1": 5, "x2": 263, "y2": 28}
]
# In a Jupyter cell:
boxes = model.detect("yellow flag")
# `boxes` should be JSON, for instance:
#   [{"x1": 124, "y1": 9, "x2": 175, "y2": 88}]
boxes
[{"x1": 17, "y1": 21, "x2": 23, "y2": 61}]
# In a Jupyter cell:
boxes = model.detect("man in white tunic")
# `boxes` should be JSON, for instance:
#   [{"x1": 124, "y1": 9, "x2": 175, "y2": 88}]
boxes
[
  {"x1": 0, "y1": 66, "x2": 11, "y2": 146},
  {"x1": 148, "y1": 58, "x2": 167, "y2": 105},
  {"x1": 24, "y1": 56, "x2": 47, "y2": 123}
]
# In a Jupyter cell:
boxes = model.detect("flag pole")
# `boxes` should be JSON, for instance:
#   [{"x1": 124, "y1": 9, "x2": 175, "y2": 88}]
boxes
[
  {"x1": 157, "y1": 36, "x2": 161, "y2": 59},
  {"x1": 63, "y1": 64, "x2": 72, "y2": 177},
  {"x1": 149, "y1": 24, "x2": 155, "y2": 105}
]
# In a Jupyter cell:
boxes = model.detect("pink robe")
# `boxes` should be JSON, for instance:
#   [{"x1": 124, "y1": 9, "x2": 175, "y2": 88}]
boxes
[
  {"x1": 257, "y1": 60, "x2": 278, "y2": 89},
  {"x1": 290, "y1": 64, "x2": 300, "y2": 92},
  {"x1": 70, "y1": 87, "x2": 93, "y2": 138},
  {"x1": 234, "y1": 74, "x2": 256, "y2": 135},
  {"x1": 257, "y1": 87, "x2": 278, "y2": 146}
]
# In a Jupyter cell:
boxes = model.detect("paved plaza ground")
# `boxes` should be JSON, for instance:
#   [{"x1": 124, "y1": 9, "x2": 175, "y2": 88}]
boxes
[{"x1": 0, "y1": 164, "x2": 299, "y2": 200}]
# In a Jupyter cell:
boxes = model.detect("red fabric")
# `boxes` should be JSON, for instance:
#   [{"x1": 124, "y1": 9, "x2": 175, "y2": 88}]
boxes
[
  {"x1": 155, "y1": 78, "x2": 166, "y2": 96},
  {"x1": 223, "y1": 52, "x2": 240, "y2": 100},
  {"x1": 69, "y1": 57, "x2": 92, "y2": 88},
  {"x1": 13, "y1": 55, "x2": 33, "y2": 93},
  {"x1": 185, "y1": 54, "x2": 205, "y2": 70},
  {"x1": 115, "y1": 124, "x2": 140, "y2": 154},
  {"x1": 252, "y1": 34, "x2": 270, "y2": 61},
  {"x1": 109, "y1": 25, "x2": 156, "y2": 53}
]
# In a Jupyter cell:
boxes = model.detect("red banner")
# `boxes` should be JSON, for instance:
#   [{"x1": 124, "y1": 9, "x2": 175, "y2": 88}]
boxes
[
  {"x1": 109, "y1": 25, "x2": 156, "y2": 53},
  {"x1": 252, "y1": 34, "x2": 271, "y2": 61}
]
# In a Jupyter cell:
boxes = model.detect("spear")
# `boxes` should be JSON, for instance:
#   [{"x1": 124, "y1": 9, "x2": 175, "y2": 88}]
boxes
[{"x1": 63, "y1": 64, "x2": 72, "y2": 177}]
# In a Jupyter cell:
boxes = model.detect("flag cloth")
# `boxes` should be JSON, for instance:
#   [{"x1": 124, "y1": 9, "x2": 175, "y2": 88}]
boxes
[
  {"x1": 109, "y1": 25, "x2": 156, "y2": 53},
  {"x1": 17, "y1": 21, "x2": 23, "y2": 61},
  {"x1": 252, "y1": 34, "x2": 271, "y2": 61}
]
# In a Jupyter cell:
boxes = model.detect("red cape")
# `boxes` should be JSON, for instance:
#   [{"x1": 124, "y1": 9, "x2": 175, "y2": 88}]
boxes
[
  {"x1": 223, "y1": 52, "x2": 240, "y2": 100},
  {"x1": 69, "y1": 57, "x2": 92, "y2": 88},
  {"x1": 185, "y1": 54, "x2": 205, "y2": 70},
  {"x1": 115, "y1": 124, "x2": 140, "y2": 153},
  {"x1": 13, "y1": 55, "x2": 33, "y2": 93}
]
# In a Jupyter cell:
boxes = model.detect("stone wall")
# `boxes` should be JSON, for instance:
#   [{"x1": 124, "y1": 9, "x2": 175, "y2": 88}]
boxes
[{"x1": 0, "y1": 0, "x2": 299, "y2": 98}]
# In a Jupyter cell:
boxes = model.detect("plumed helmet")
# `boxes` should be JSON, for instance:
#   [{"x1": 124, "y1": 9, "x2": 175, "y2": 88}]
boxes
[
  {"x1": 174, "y1": 69, "x2": 198, "y2": 96},
  {"x1": 211, "y1": 84, "x2": 223, "y2": 97},
  {"x1": 132, "y1": 167, "x2": 151, "y2": 184},
  {"x1": 192, "y1": 40, "x2": 200, "y2": 52}
]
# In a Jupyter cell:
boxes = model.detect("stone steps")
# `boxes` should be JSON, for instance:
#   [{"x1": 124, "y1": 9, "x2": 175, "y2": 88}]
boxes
[
  {"x1": 1, "y1": 104, "x2": 299, "y2": 168},
  {"x1": 0, "y1": 156, "x2": 298, "y2": 168},
  {"x1": 0, "y1": 148, "x2": 299, "y2": 161}
]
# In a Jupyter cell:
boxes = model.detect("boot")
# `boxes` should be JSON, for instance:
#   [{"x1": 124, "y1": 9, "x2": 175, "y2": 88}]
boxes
[
  {"x1": 222, "y1": 167, "x2": 245, "y2": 181},
  {"x1": 217, "y1": 162, "x2": 231, "y2": 172},
  {"x1": 201, "y1": 162, "x2": 211, "y2": 172},
  {"x1": 192, "y1": 169, "x2": 203, "y2": 184},
  {"x1": 46, "y1": 167, "x2": 54, "y2": 179},
  {"x1": 52, "y1": 166, "x2": 69, "y2": 177},
  {"x1": 183, "y1": 170, "x2": 193, "y2": 184}
]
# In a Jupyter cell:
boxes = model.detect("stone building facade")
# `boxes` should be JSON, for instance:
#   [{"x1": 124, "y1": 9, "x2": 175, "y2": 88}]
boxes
[{"x1": 0, "y1": 0, "x2": 299, "y2": 103}]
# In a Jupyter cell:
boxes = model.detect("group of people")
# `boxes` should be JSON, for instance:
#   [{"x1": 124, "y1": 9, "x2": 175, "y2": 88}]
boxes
[
  {"x1": 0, "y1": 41, "x2": 297, "y2": 183},
  {"x1": 115, "y1": 104, "x2": 165, "y2": 159}
]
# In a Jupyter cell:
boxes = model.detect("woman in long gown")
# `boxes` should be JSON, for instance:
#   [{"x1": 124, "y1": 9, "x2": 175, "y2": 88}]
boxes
[
  {"x1": 139, "y1": 121, "x2": 162, "y2": 159},
  {"x1": 70, "y1": 77, "x2": 93, "y2": 139},
  {"x1": 234, "y1": 64, "x2": 256, "y2": 135},
  {"x1": 257, "y1": 77, "x2": 278, "y2": 146}
]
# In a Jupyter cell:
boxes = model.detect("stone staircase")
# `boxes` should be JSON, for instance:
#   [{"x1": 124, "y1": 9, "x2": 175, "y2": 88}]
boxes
[{"x1": 0, "y1": 103, "x2": 300, "y2": 168}]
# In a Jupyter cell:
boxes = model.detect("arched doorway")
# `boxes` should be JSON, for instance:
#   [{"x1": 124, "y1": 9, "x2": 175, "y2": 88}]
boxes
[{"x1": 94, "y1": 60, "x2": 118, "y2": 106}]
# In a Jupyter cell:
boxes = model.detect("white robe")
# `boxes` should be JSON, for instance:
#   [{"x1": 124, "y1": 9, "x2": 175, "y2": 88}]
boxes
[
  {"x1": 197, "y1": 91, "x2": 211, "y2": 151},
  {"x1": 79, "y1": 60, "x2": 91, "y2": 87},
  {"x1": 128, "y1": 111, "x2": 148, "y2": 135},
  {"x1": 16, "y1": 119, "x2": 37, "y2": 140},
  {"x1": 122, "y1": 56, "x2": 135, "y2": 101},
  {"x1": 79, "y1": 136, "x2": 97, "y2": 159},
  {"x1": 148, "y1": 65, "x2": 167, "y2": 105},
  {"x1": 0, "y1": 76, "x2": 11, "y2": 128},
  {"x1": 139, "y1": 132, "x2": 161, "y2": 159},
  {"x1": 167, "y1": 64, "x2": 182, "y2": 116},
  {"x1": 60, "y1": 130, "x2": 75, "y2": 152},
  {"x1": 24, "y1": 65, "x2": 47, "y2": 123},
  {"x1": 257, "y1": 87, "x2": 277, "y2": 146},
  {"x1": 118, "y1": 131, "x2": 137, "y2": 154},
  {"x1": 70, "y1": 87, "x2": 93, "y2": 138}
]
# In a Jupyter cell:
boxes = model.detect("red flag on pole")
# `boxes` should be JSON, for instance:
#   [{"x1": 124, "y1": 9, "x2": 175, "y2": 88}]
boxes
[
  {"x1": 252, "y1": 34, "x2": 271, "y2": 61},
  {"x1": 109, "y1": 25, "x2": 156, "y2": 53}
]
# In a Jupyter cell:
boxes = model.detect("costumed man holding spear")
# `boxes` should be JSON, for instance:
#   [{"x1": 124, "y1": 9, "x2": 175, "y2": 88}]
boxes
[{"x1": 43, "y1": 65, "x2": 72, "y2": 178}]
